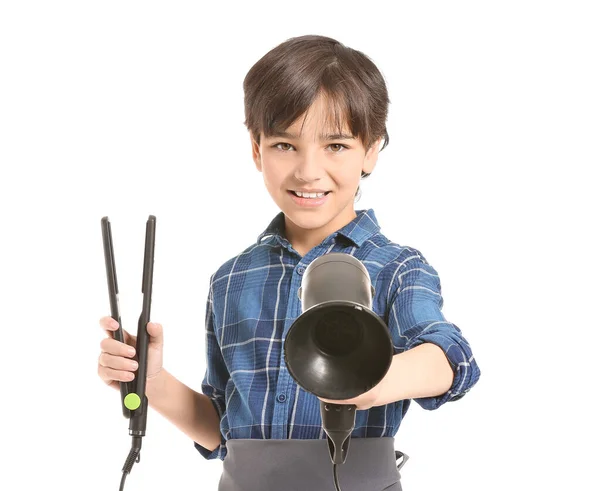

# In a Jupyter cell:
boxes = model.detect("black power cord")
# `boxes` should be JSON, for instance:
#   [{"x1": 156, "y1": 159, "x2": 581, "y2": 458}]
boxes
[
  {"x1": 332, "y1": 463, "x2": 342, "y2": 491},
  {"x1": 119, "y1": 436, "x2": 142, "y2": 491}
]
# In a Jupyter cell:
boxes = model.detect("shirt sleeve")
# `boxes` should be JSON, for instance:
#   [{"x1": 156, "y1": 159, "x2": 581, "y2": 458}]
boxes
[
  {"x1": 194, "y1": 276, "x2": 229, "y2": 460},
  {"x1": 386, "y1": 256, "x2": 480, "y2": 410}
]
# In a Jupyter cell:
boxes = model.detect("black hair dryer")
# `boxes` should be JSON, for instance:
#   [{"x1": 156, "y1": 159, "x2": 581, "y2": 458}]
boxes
[{"x1": 284, "y1": 253, "x2": 393, "y2": 465}]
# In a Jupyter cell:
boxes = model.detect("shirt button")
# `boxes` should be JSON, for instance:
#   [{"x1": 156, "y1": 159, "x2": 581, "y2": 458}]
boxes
[
  {"x1": 277, "y1": 393, "x2": 287, "y2": 403},
  {"x1": 297, "y1": 266, "x2": 305, "y2": 275}
]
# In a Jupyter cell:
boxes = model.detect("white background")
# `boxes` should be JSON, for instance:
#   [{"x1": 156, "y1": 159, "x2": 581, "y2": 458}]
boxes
[{"x1": 1, "y1": 1, "x2": 598, "y2": 490}]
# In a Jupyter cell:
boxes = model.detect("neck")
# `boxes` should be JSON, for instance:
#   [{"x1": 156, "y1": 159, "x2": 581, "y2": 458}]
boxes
[{"x1": 284, "y1": 208, "x2": 357, "y2": 257}]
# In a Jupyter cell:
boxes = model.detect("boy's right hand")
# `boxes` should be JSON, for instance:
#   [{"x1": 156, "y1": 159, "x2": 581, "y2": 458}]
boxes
[{"x1": 97, "y1": 316, "x2": 164, "y2": 391}]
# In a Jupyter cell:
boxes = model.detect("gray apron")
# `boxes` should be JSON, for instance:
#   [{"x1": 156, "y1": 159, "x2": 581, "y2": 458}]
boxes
[{"x1": 218, "y1": 437, "x2": 408, "y2": 491}]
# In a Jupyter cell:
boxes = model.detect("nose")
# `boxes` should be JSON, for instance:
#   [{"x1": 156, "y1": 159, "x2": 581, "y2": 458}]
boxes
[{"x1": 294, "y1": 150, "x2": 323, "y2": 183}]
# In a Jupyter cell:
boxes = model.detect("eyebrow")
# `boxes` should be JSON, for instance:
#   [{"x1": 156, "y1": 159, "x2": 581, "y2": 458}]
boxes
[{"x1": 270, "y1": 131, "x2": 355, "y2": 141}]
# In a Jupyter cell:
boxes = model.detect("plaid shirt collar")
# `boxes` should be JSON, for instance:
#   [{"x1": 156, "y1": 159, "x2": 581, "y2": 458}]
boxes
[{"x1": 256, "y1": 208, "x2": 381, "y2": 248}]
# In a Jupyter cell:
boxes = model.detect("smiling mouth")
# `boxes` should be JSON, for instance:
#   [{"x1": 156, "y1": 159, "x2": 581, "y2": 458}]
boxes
[{"x1": 287, "y1": 190, "x2": 332, "y2": 197}]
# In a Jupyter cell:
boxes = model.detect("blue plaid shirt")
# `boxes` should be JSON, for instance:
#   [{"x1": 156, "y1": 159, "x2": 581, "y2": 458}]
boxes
[{"x1": 194, "y1": 209, "x2": 480, "y2": 460}]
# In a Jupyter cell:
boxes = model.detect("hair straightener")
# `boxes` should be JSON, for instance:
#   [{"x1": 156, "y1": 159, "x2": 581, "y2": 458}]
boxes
[{"x1": 101, "y1": 215, "x2": 156, "y2": 491}]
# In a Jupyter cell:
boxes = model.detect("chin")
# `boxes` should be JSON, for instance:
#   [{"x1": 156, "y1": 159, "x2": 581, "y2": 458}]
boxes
[
  {"x1": 282, "y1": 205, "x2": 338, "y2": 230},
  {"x1": 286, "y1": 214, "x2": 330, "y2": 230}
]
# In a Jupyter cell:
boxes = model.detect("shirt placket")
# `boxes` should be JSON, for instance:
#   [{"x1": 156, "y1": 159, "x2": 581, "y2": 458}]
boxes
[{"x1": 270, "y1": 252, "x2": 306, "y2": 439}]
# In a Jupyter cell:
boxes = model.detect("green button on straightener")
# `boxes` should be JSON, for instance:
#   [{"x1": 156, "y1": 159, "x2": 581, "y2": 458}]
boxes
[{"x1": 124, "y1": 393, "x2": 141, "y2": 411}]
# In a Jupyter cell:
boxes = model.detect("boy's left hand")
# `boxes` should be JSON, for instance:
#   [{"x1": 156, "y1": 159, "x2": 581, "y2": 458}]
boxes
[{"x1": 317, "y1": 382, "x2": 383, "y2": 410}]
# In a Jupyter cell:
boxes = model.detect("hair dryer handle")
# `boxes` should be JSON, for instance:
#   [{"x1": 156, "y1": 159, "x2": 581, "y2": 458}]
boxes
[{"x1": 320, "y1": 401, "x2": 356, "y2": 465}]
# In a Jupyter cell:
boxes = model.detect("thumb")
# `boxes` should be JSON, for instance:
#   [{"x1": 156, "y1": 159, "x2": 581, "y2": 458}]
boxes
[{"x1": 147, "y1": 322, "x2": 164, "y2": 348}]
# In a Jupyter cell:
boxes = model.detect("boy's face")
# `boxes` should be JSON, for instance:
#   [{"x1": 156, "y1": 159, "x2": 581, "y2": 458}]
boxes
[{"x1": 251, "y1": 94, "x2": 380, "y2": 243}]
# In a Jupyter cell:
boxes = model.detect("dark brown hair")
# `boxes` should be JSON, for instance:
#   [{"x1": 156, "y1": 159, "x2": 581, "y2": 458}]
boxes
[{"x1": 243, "y1": 35, "x2": 390, "y2": 180}]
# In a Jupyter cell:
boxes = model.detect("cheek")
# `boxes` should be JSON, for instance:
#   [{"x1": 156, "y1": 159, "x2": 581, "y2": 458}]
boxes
[
  {"x1": 261, "y1": 161, "x2": 286, "y2": 188},
  {"x1": 334, "y1": 158, "x2": 363, "y2": 186}
]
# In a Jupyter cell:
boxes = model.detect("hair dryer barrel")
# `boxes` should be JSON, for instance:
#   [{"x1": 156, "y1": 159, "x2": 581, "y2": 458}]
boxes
[{"x1": 298, "y1": 253, "x2": 376, "y2": 311}]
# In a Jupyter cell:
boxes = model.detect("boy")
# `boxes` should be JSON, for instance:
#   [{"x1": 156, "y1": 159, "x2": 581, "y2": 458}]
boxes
[{"x1": 98, "y1": 35, "x2": 480, "y2": 490}]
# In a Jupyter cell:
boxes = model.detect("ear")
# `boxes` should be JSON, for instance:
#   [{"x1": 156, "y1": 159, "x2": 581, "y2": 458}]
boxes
[
  {"x1": 250, "y1": 134, "x2": 262, "y2": 172},
  {"x1": 362, "y1": 138, "x2": 381, "y2": 175}
]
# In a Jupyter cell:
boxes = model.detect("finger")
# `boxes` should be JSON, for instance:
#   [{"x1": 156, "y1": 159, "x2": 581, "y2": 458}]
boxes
[
  {"x1": 98, "y1": 352, "x2": 139, "y2": 372},
  {"x1": 100, "y1": 337, "x2": 136, "y2": 358},
  {"x1": 147, "y1": 322, "x2": 164, "y2": 347},
  {"x1": 98, "y1": 365, "x2": 136, "y2": 384},
  {"x1": 100, "y1": 318, "x2": 138, "y2": 348},
  {"x1": 99, "y1": 316, "x2": 120, "y2": 333},
  {"x1": 99, "y1": 316, "x2": 121, "y2": 342}
]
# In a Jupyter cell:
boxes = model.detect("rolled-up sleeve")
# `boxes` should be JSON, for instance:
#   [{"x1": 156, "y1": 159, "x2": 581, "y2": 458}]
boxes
[
  {"x1": 386, "y1": 256, "x2": 480, "y2": 410},
  {"x1": 194, "y1": 276, "x2": 229, "y2": 460}
]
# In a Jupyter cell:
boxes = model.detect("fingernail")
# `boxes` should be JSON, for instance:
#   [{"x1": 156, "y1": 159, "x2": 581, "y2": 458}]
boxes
[
  {"x1": 128, "y1": 347, "x2": 136, "y2": 356},
  {"x1": 110, "y1": 320, "x2": 119, "y2": 329}
]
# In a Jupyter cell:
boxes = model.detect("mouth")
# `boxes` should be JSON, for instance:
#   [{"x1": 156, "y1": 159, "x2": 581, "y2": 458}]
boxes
[
  {"x1": 287, "y1": 190, "x2": 332, "y2": 207},
  {"x1": 287, "y1": 190, "x2": 332, "y2": 198}
]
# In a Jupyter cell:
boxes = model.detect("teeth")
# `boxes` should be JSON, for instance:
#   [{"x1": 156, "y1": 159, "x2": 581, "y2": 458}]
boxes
[{"x1": 293, "y1": 191, "x2": 325, "y2": 198}]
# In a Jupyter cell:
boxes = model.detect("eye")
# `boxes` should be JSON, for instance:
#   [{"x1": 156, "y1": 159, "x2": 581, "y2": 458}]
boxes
[
  {"x1": 273, "y1": 142, "x2": 295, "y2": 152},
  {"x1": 328, "y1": 144, "x2": 349, "y2": 153}
]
